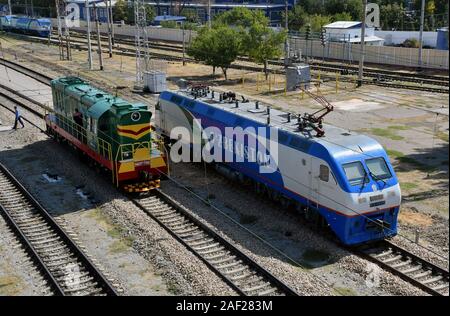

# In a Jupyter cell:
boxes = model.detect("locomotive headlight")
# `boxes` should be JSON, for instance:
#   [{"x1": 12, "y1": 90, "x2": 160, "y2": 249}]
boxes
[
  {"x1": 123, "y1": 152, "x2": 133, "y2": 160},
  {"x1": 388, "y1": 191, "x2": 396, "y2": 197},
  {"x1": 131, "y1": 112, "x2": 141, "y2": 122},
  {"x1": 358, "y1": 197, "x2": 367, "y2": 204}
]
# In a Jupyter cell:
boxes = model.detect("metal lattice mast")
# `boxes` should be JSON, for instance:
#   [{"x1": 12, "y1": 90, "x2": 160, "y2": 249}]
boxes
[{"x1": 134, "y1": 0, "x2": 150, "y2": 87}]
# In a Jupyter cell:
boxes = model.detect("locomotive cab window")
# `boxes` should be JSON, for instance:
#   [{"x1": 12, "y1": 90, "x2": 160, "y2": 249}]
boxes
[
  {"x1": 366, "y1": 157, "x2": 392, "y2": 180},
  {"x1": 319, "y1": 165, "x2": 329, "y2": 182},
  {"x1": 342, "y1": 161, "x2": 368, "y2": 186}
]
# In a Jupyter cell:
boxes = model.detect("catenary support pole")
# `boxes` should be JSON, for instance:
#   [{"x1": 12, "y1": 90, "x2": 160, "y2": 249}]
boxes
[
  {"x1": 418, "y1": 0, "x2": 425, "y2": 69},
  {"x1": 85, "y1": 0, "x2": 93, "y2": 70},
  {"x1": 94, "y1": 2, "x2": 104, "y2": 70},
  {"x1": 357, "y1": 0, "x2": 368, "y2": 87}
]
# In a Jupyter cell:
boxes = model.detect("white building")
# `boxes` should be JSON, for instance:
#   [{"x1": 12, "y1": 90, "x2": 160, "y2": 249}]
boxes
[{"x1": 324, "y1": 21, "x2": 384, "y2": 46}]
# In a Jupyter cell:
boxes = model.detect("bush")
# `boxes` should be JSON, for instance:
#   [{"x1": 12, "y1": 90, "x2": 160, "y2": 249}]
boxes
[{"x1": 403, "y1": 38, "x2": 420, "y2": 48}]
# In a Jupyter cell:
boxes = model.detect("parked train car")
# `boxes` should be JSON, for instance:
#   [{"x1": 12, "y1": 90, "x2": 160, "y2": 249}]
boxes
[
  {"x1": 46, "y1": 77, "x2": 168, "y2": 192},
  {"x1": 0, "y1": 15, "x2": 15, "y2": 31},
  {"x1": 155, "y1": 87, "x2": 401, "y2": 245},
  {"x1": 0, "y1": 15, "x2": 51, "y2": 37}
]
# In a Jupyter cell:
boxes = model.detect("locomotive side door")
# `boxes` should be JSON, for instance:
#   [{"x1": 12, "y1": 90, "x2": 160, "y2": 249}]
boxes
[{"x1": 310, "y1": 157, "x2": 321, "y2": 209}]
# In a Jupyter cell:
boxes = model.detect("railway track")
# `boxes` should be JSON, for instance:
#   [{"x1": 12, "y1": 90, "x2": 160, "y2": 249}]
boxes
[
  {"x1": 0, "y1": 69, "x2": 299, "y2": 296},
  {"x1": 357, "y1": 240, "x2": 449, "y2": 296},
  {"x1": 0, "y1": 162, "x2": 118, "y2": 296},
  {"x1": 0, "y1": 57, "x2": 53, "y2": 85},
  {"x1": 6, "y1": 32, "x2": 449, "y2": 93},
  {"x1": 132, "y1": 189, "x2": 299, "y2": 296},
  {"x1": 1, "y1": 58, "x2": 448, "y2": 296},
  {"x1": 65, "y1": 31, "x2": 450, "y2": 88}
]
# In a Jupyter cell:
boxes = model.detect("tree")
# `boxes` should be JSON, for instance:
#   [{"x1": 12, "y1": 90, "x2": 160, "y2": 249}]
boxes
[
  {"x1": 380, "y1": 3, "x2": 404, "y2": 30},
  {"x1": 282, "y1": 5, "x2": 308, "y2": 31},
  {"x1": 325, "y1": 0, "x2": 362, "y2": 20},
  {"x1": 180, "y1": 8, "x2": 200, "y2": 23},
  {"x1": 187, "y1": 26, "x2": 241, "y2": 79},
  {"x1": 243, "y1": 23, "x2": 287, "y2": 79},
  {"x1": 113, "y1": 0, "x2": 129, "y2": 23},
  {"x1": 113, "y1": 0, "x2": 155, "y2": 25},
  {"x1": 332, "y1": 12, "x2": 353, "y2": 22},
  {"x1": 307, "y1": 14, "x2": 332, "y2": 33},
  {"x1": 213, "y1": 7, "x2": 269, "y2": 28}
]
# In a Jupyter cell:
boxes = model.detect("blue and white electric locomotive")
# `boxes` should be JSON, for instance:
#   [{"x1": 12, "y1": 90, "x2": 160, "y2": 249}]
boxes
[
  {"x1": 0, "y1": 15, "x2": 51, "y2": 37},
  {"x1": 155, "y1": 87, "x2": 401, "y2": 245}
]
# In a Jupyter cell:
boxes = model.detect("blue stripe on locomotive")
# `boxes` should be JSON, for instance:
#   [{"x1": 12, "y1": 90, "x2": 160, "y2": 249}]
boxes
[{"x1": 160, "y1": 91, "x2": 399, "y2": 245}]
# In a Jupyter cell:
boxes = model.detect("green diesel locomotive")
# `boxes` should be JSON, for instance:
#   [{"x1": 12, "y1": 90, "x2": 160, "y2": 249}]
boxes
[{"x1": 45, "y1": 76, "x2": 167, "y2": 192}]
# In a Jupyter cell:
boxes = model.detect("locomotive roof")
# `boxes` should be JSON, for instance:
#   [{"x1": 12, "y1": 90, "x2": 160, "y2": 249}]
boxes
[
  {"x1": 52, "y1": 77, "x2": 148, "y2": 116},
  {"x1": 167, "y1": 89, "x2": 382, "y2": 157}
]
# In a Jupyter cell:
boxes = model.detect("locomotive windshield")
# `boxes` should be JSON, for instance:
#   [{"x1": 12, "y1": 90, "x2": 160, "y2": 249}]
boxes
[
  {"x1": 366, "y1": 157, "x2": 392, "y2": 180},
  {"x1": 342, "y1": 161, "x2": 368, "y2": 186}
]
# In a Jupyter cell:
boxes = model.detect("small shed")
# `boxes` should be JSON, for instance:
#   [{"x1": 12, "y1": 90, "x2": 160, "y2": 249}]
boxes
[{"x1": 324, "y1": 21, "x2": 384, "y2": 46}]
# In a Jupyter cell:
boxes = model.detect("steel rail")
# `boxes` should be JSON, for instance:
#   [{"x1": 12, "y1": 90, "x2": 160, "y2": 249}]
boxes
[
  {"x1": 0, "y1": 162, "x2": 118, "y2": 296},
  {"x1": 131, "y1": 189, "x2": 300, "y2": 296}
]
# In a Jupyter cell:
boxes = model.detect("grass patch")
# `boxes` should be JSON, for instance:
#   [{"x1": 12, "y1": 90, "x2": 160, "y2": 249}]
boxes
[
  {"x1": 436, "y1": 131, "x2": 449, "y2": 143},
  {"x1": 165, "y1": 279, "x2": 182, "y2": 295},
  {"x1": 0, "y1": 276, "x2": 23, "y2": 295},
  {"x1": 334, "y1": 287, "x2": 357, "y2": 296},
  {"x1": 370, "y1": 128, "x2": 404, "y2": 141},
  {"x1": 109, "y1": 238, "x2": 134, "y2": 254},
  {"x1": 87, "y1": 208, "x2": 134, "y2": 252},
  {"x1": 388, "y1": 125, "x2": 411, "y2": 131},
  {"x1": 386, "y1": 149, "x2": 436, "y2": 172},
  {"x1": 386, "y1": 149, "x2": 405, "y2": 158},
  {"x1": 400, "y1": 182, "x2": 419, "y2": 190}
]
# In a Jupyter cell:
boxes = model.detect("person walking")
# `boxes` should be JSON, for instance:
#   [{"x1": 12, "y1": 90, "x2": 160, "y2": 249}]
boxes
[{"x1": 13, "y1": 106, "x2": 25, "y2": 130}]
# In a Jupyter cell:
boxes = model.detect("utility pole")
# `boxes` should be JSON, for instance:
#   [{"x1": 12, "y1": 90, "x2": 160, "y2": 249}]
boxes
[
  {"x1": 7, "y1": 0, "x2": 12, "y2": 15},
  {"x1": 62, "y1": 0, "x2": 72, "y2": 61},
  {"x1": 55, "y1": 0, "x2": 65, "y2": 60},
  {"x1": 418, "y1": 0, "x2": 425, "y2": 69},
  {"x1": 85, "y1": 0, "x2": 93, "y2": 70},
  {"x1": 109, "y1": 0, "x2": 115, "y2": 45},
  {"x1": 105, "y1": 0, "x2": 113, "y2": 57},
  {"x1": 134, "y1": 0, "x2": 150, "y2": 89},
  {"x1": 182, "y1": 21, "x2": 186, "y2": 66},
  {"x1": 357, "y1": 0, "x2": 368, "y2": 87},
  {"x1": 207, "y1": 0, "x2": 211, "y2": 28},
  {"x1": 284, "y1": 0, "x2": 290, "y2": 67},
  {"x1": 93, "y1": 2, "x2": 104, "y2": 70},
  {"x1": 30, "y1": 0, "x2": 34, "y2": 17}
]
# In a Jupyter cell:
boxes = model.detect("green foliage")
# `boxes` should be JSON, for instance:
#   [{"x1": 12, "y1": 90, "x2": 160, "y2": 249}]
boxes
[
  {"x1": 243, "y1": 23, "x2": 287, "y2": 78},
  {"x1": 213, "y1": 7, "x2": 269, "y2": 28},
  {"x1": 160, "y1": 20, "x2": 178, "y2": 29},
  {"x1": 187, "y1": 26, "x2": 241, "y2": 79},
  {"x1": 332, "y1": 12, "x2": 353, "y2": 22},
  {"x1": 113, "y1": 0, "x2": 155, "y2": 25},
  {"x1": 180, "y1": 8, "x2": 200, "y2": 24},
  {"x1": 307, "y1": 14, "x2": 332, "y2": 33},
  {"x1": 403, "y1": 38, "x2": 420, "y2": 48},
  {"x1": 282, "y1": 5, "x2": 308, "y2": 31},
  {"x1": 188, "y1": 7, "x2": 285, "y2": 80},
  {"x1": 113, "y1": 0, "x2": 129, "y2": 23}
]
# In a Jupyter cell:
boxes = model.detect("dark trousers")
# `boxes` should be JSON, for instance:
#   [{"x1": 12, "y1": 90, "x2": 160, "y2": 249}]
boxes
[{"x1": 13, "y1": 116, "x2": 25, "y2": 129}]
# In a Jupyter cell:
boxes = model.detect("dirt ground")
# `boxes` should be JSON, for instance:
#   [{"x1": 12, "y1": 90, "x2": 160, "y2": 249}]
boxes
[{"x1": 0, "y1": 34, "x2": 448, "y2": 280}]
